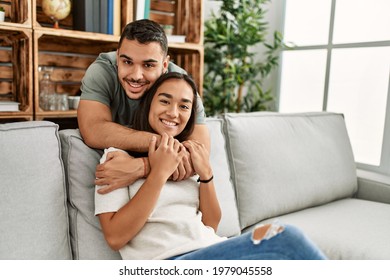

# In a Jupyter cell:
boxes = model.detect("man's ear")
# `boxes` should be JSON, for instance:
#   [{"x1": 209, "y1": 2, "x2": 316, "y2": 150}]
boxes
[{"x1": 163, "y1": 55, "x2": 170, "y2": 73}]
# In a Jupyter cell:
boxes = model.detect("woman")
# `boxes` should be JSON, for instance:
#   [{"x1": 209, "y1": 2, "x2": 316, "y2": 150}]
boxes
[{"x1": 95, "y1": 72, "x2": 327, "y2": 260}]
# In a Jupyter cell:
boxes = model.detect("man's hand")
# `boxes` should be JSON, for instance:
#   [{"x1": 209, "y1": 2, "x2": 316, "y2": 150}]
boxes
[
  {"x1": 95, "y1": 151, "x2": 144, "y2": 194},
  {"x1": 170, "y1": 148, "x2": 195, "y2": 181},
  {"x1": 182, "y1": 140, "x2": 212, "y2": 180}
]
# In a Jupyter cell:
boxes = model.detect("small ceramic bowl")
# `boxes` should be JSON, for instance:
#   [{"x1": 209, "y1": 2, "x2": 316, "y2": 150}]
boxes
[{"x1": 68, "y1": 96, "x2": 80, "y2": 110}]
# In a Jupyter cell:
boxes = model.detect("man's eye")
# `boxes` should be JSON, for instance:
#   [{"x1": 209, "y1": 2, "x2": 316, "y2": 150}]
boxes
[
  {"x1": 145, "y1": 63, "x2": 154, "y2": 68},
  {"x1": 124, "y1": 60, "x2": 132, "y2": 65}
]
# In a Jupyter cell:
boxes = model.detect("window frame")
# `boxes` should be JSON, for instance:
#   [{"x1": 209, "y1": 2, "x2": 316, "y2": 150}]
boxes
[{"x1": 277, "y1": 0, "x2": 390, "y2": 175}]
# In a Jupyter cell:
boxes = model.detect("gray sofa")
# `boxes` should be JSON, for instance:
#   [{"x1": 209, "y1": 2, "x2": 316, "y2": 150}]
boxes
[{"x1": 1, "y1": 112, "x2": 390, "y2": 260}]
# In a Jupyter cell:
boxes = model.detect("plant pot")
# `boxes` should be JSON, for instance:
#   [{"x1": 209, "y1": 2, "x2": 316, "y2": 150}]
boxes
[{"x1": 0, "y1": 11, "x2": 5, "y2": 22}]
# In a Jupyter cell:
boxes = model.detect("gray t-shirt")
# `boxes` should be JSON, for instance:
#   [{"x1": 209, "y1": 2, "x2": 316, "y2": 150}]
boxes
[{"x1": 80, "y1": 51, "x2": 206, "y2": 127}]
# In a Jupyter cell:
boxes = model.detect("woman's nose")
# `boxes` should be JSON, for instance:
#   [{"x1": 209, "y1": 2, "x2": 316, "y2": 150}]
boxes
[{"x1": 166, "y1": 105, "x2": 179, "y2": 117}]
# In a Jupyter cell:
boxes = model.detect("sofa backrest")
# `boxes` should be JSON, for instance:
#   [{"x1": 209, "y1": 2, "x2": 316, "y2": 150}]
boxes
[
  {"x1": 0, "y1": 121, "x2": 72, "y2": 260},
  {"x1": 223, "y1": 112, "x2": 358, "y2": 229},
  {"x1": 59, "y1": 129, "x2": 121, "y2": 260},
  {"x1": 205, "y1": 118, "x2": 241, "y2": 237}
]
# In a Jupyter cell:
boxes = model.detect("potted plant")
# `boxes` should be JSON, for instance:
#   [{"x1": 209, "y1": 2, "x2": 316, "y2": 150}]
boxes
[
  {"x1": 203, "y1": 0, "x2": 284, "y2": 115},
  {"x1": 0, "y1": 7, "x2": 5, "y2": 22}
]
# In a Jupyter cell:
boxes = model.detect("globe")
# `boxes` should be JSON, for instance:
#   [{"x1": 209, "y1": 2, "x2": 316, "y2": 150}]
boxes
[{"x1": 42, "y1": 0, "x2": 72, "y2": 29}]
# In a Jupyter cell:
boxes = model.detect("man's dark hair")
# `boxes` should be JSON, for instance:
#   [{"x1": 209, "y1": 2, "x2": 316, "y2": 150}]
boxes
[
  {"x1": 119, "y1": 19, "x2": 168, "y2": 56},
  {"x1": 132, "y1": 72, "x2": 198, "y2": 143}
]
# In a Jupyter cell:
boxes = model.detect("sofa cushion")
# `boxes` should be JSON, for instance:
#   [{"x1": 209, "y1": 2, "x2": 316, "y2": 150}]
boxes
[
  {"x1": 223, "y1": 112, "x2": 358, "y2": 229},
  {"x1": 256, "y1": 198, "x2": 390, "y2": 259},
  {"x1": 206, "y1": 118, "x2": 241, "y2": 237},
  {"x1": 0, "y1": 121, "x2": 71, "y2": 259},
  {"x1": 59, "y1": 129, "x2": 121, "y2": 260}
]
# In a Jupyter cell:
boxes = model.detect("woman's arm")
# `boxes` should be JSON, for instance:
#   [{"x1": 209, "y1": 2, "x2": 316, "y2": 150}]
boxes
[
  {"x1": 98, "y1": 134, "x2": 186, "y2": 251},
  {"x1": 183, "y1": 140, "x2": 221, "y2": 232},
  {"x1": 98, "y1": 171, "x2": 167, "y2": 251}
]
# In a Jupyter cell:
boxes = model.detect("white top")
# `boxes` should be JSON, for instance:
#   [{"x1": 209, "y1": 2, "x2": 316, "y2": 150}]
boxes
[{"x1": 95, "y1": 148, "x2": 226, "y2": 260}]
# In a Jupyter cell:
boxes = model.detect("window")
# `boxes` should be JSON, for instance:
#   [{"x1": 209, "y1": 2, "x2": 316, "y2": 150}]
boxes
[{"x1": 278, "y1": 0, "x2": 390, "y2": 174}]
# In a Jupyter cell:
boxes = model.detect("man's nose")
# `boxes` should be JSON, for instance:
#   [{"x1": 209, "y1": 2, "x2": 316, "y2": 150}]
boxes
[{"x1": 131, "y1": 65, "x2": 143, "y2": 81}]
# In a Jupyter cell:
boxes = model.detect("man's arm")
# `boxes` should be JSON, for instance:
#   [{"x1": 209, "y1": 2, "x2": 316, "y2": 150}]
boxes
[
  {"x1": 78, "y1": 99, "x2": 211, "y2": 191},
  {"x1": 77, "y1": 99, "x2": 159, "y2": 152},
  {"x1": 189, "y1": 123, "x2": 211, "y2": 152}
]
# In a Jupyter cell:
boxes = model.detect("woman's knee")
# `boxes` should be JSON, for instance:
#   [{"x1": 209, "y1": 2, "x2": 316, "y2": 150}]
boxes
[
  {"x1": 251, "y1": 223, "x2": 285, "y2": 245},
  {"x1": 251, "y1": 223, "x2": 311, "y2": 246}
]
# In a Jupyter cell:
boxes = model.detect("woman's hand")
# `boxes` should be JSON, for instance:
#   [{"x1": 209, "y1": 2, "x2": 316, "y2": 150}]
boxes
[
  {"x1": 182, "y1": 140, "x2": 213, "y2": 180},
  {"x1": 148, "y1": 133, "x2": 186, "y2": 181}
]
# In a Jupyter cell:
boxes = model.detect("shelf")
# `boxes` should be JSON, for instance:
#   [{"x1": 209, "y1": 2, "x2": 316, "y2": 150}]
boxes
[
  {"x1": 0, "y1": 0, "x2": 31, "y2": 27},
  {"x1": 33, "y1": 30, "x2": 119, "y2": 117},
  {"x1": 33, "y1": 0, "x2": 133, "y2": 34},
  {"x1": 0, "y1": 115, "x2": 33, "y2": 123},
  {"x1": 168, "y1": 48, "x2": 204, "y2": 95},
  {"x1": 35, "y1": 110, "x2": 77, "y2": 119},
  {"x1": 150, "y1": 0, "x2": 203, "y2": 44},
  {"x1": 1, "y1": 0, "x2": 203, "y2": 125},
  {"x1": 33, "y1": 0, "x2": 72, "y2": 29},
  {"x1": 0, "y1": 27, "x2": 33, "y2": 119},
  {"x1": 34, "y1": 26, "x2": 120, "y2": 40}
]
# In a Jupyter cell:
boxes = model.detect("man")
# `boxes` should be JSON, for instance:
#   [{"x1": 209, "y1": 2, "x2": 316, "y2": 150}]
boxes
[{"x1": 77, "y1": 19, "x2": 209, "y2": 194}]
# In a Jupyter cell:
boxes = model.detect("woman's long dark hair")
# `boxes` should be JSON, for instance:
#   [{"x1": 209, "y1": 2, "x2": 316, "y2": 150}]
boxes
[{"x1": 132, "y1": 72, "x2": 198, "y2": 143}]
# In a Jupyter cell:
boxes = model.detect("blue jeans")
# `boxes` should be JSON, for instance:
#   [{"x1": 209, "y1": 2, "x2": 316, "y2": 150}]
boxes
[{"x1": 168, "y1": 224, "x2": 327, "y2": 260}]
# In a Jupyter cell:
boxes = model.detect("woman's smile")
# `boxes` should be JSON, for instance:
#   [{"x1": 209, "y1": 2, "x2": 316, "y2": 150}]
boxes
[{"x1": 161, "y1": 119, "x2": 178, "y2": 127}]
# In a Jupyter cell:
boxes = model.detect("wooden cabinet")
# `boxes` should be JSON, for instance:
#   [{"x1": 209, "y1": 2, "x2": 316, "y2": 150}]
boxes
[
  {"x1": 0, "y1": 0, "x2": 33, "y2": 122},
  {"x1": 0, "y1": 0, "x2": 203, "y2": 127}
]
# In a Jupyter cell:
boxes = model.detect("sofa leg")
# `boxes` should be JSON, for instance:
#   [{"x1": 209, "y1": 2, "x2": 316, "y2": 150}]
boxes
[{"x1": 251, "y1": 223, "x2": 285, "y2": 245}]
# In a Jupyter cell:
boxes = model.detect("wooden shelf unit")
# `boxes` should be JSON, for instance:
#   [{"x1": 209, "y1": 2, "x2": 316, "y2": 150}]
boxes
[
  {"x1": 33, "y1": 29, "x2": 119, "y2": 120},
  {"x1": 0, "y1": 25, "x2": 33, "y2": 122},
  {"x1": 0, "y1": 0, "x2": 203, "y2": 126}
]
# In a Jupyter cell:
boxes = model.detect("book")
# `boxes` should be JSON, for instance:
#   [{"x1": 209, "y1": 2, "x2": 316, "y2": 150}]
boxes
[
  {"x1": 167, "y1": 35, "x2": 186, "y2": 43},
  {"x1": 113, "y1": 0, "x2": 121, "y2": 36},
  {"x1": 73, "y1": 0, "x2": 100, "y2": 33},
  {"x1": 0, "y1": 101, "x2": 19, "y2": 112},
  {"x1": 100, "y1": 0, "x2": 108, "y2": 34},
  {"x1": 135, "y1": 0, "x2": 146, "y2": 20},
  {"x1": 144, "y1": 0, "x2": 150, "y2": 19},
  {"x1": 136, "y1": 0, "x2": 151, "y2": 20},
  {"x1": 92, "y1": 0, "x2": 101, "y2": 33},
  {"x1": 72, "y1": 0, "x2": 88, "y2": 31},
  {"x1": 107, "y1": 0, "x2": 114, "y2": 34}
]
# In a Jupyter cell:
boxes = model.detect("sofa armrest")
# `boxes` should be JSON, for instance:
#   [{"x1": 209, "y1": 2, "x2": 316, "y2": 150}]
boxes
[{"x1": 356, "y1": 169, "x2": 390, "y2": 204}]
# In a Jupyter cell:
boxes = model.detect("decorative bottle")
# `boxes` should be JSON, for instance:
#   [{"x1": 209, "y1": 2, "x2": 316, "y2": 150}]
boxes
[{"x1": 39, "y1": 67, "x2": 55, "y2": 110}]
